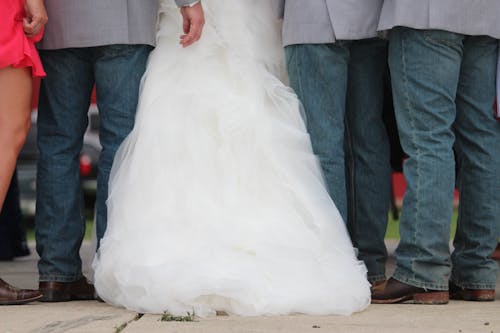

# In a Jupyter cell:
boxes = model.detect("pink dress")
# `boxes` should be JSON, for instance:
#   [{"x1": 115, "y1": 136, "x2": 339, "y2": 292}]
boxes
[{"x1": 0, "y1": 0, "x2": 45, "y2": 77}]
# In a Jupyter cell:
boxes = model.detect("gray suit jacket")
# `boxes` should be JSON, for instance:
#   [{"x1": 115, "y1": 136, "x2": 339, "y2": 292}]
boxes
[
  {"x1": 275, "y1": 0, "x2": 384, "y2": 46},
  {"x1": 379, "y1": 0, "x2": 500, "y2": 39},
  {"x1": 39, "y1": 0, "x2": 196, "y2": 50}
]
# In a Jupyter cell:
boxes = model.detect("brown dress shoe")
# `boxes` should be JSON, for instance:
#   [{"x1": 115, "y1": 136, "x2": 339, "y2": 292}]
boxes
[
  {"x1": 449, "y1": 282, "x2": 495, "y2": 302},
  {"x1": 39, "y1": 277, "x2": 96, "y2": 302},
  {"x1": 371, "y1": 278, "x2": 449, "y2": 304},
  {"x1": 0, "y1": 278, "x2": 42, "y2": 305},
  {"x1": 492, "y1": 243, "x2": 500, "y2": 261},
  {"x1": 370, "y1": 280, "x2": 386, "y2": 291}
]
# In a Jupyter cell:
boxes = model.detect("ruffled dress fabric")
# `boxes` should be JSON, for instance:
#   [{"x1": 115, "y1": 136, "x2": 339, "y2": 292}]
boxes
[
  {"x1": 93, "y1": 0, "x2": 371, "y2": 317},
  {"x1": 0, "y1": 0, "x2": 45, "y2": 77}
]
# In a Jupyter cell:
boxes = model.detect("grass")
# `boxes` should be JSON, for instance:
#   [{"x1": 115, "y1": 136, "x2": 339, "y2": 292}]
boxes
[
  {"x1": 113, "y1": 322, "x2": 127, "y2": 333},
  {"x1": 159, "y1": 312, "x2": 197, "y2": 322},
  {"x1": 114, "y1": 313, "x2": 143, "y2": 333}
]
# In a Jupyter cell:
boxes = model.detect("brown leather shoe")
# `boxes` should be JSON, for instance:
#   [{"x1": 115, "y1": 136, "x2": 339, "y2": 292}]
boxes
[
  {"x1": 449, "y1": 282, "x2": 495, "y2": 302},
  {"x1": 371, "y1": 278, "x2": 449, "y2": 304},
  {"x1": 0, "y1": 278, "x2": 42, "y2": 305},
  {"x1": 370, "y1": 280, "x2": 386, "y2": 292},
  {"x1": 492, "y1": 243, "x2": 500, "y2": 261},
  {"x1": 39, "y1": 277, "x2": 96, "y2": 302}
]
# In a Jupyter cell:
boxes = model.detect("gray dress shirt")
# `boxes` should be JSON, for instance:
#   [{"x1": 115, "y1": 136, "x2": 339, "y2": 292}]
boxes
[
  {"x1": 275, "y1": 0, "x2": 384, "y2": 46},
  {"x1": 379, "y1": 0, "x2": 500, "y2": 39},
  {"x1": 39, "y1": 0, "x2": 197, "y2": 50}
]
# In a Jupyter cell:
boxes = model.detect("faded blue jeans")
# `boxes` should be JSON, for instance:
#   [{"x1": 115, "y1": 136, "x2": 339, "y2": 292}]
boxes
[
  {"x1": 36, "y1": 45, "x2": 152, "y2": 282},
  {"x1": 389, "y1": 27, "x2": 500, "y2": 290},
  {"x1": 286, "y1": 39, "x2": 391, "y2": 283}
]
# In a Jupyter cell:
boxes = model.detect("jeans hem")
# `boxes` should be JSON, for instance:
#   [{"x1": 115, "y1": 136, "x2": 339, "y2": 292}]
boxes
[
  {"x1": 38, "y1": 274, "x2": 83, "y2": 283},
  {"x1": 450, "y1": 279, "x2": 496, "y2": 290},
  {"x1": 393, "y1": 270, "x2": 448, "y2": 291},
  {"x1": 367, "y1": 274, "x2": 386, "y2": 284}
]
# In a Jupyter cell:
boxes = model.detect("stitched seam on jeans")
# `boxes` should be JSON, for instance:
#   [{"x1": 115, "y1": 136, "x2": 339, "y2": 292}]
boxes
[
  {"x1": 290, "y1": 47, "x2": 305, "y2": 117},
  {"x1": 344, "y1": 114, "x2": 357, "y2": 238},
  {"x1": 400, "y1": 33, "x2": 420, "y2": 276},
  {"x1": 454, "y1": 154, "x2": 464, "y2": 282}
]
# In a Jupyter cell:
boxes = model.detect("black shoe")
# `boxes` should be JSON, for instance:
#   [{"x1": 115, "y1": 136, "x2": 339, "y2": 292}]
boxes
[{"x1": 12, "y1": 241, "x2": 30, "y2": 258}]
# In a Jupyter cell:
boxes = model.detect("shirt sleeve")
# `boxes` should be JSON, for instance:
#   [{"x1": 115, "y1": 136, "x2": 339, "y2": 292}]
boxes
[{"x1": 175, "y1": 0, "x2": 200, "y2": 7}]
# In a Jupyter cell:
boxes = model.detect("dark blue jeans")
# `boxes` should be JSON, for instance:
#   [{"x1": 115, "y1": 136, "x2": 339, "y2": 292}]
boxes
[
  {"x1": 0, "y1": 170, "x2": 29, "y2": 260},
  {"x1": 286, "y1": 39, "x2": 391, "y2": 283},
  {"x1": 390, "y1": 28, "x2": 500, "y2": 290},
  {"x1": 36, "y1": 45, "x2": 152, "y2": 282}
]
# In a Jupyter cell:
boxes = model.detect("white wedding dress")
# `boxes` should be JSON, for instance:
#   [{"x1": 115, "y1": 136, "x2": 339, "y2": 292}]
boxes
[{"x1": 92, "y1": 0, "x2": 371, "y2": 316}]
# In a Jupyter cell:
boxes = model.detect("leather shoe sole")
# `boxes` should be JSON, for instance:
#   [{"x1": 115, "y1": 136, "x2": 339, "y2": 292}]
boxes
[{"x1": 0, "y1": 293, "x2": 43, "y2": 305}]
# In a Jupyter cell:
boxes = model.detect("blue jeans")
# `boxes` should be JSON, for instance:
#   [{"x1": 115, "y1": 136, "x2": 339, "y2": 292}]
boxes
[
  {"x1": 286, "y1": 39, "x2": 391, "y2": 283},
  {"x1": 389, "y1": 27, "x2": 500, "y2": 290},
  {"x1": 36, "y1": 45, "x2": 152, "y2": 282},
  {"x1": 0, "y1": 170, "x2": 28, "y2": 260}
]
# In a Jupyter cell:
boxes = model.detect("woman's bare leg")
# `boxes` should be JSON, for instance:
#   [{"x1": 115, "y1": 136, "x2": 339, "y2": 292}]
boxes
[{"x1": 0, "y1": 66, "x2": 32, "y2": 210}]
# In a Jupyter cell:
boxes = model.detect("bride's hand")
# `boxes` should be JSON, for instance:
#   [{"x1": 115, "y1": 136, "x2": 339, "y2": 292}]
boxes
[
  {"x1": 180, "y1": 2, "x2": 205, "y2": 48},
  {"x1": 23, "y1": 0, "x2": 48, "y2": 38}
]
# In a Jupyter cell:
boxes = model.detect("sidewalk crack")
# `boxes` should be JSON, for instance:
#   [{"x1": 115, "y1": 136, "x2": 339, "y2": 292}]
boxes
[{"x1": 114, "y1": 313, "x2": 144, "y2": 333}]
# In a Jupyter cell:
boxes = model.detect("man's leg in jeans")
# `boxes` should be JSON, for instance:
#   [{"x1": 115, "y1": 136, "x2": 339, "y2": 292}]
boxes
[
  {"x1": 451, "y1": 36, "x2": 500, "y2": 291},
  {"x1": 345, "y1": 38, "x2": 390, "y2": 284},
  {"x1": 94, "y1": 44, "x2": 153, "y2": 244},
  {"x1": 389, "y1": 28, "x2": 462, "y2": 290},
  {"x1": 285, "y1": 43, "x2": 350, "y2": 221},
  {"x1": 36, "y1": 48, "x2": 94, "y2": 282}
]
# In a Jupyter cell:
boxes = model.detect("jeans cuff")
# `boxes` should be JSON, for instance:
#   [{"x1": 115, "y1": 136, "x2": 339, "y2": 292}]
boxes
[
  {"x1": 38, "y1": 273, "x2": 83, "y2": 283},
  {"x1": 367, "y1": 274, "x2": 386, "y2": 284},
  {"x1": 393, "y1": 269, "x2": 448, "y2": 291},
  {"x1": 450, "y1": 279, "x2": 497, "y2": 290}
]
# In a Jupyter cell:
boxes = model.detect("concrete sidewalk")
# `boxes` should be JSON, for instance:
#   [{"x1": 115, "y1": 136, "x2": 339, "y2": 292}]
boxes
[{"x1": 0, "y1": 241, "x2": 499, "y2": 333}]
